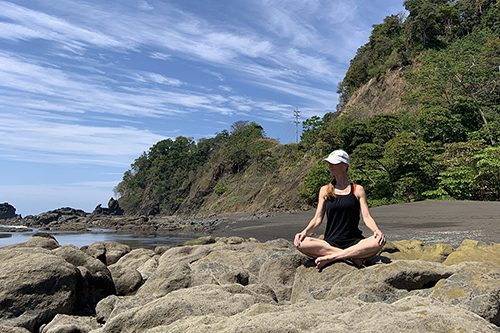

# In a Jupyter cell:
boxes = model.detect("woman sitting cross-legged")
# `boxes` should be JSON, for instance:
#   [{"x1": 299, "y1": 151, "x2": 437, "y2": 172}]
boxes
[{"x1": 294, "y1": 149, "x2": 386, "y2": 269}]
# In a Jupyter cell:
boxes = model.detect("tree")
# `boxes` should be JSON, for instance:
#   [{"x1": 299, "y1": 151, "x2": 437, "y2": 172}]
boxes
[{"x1": 417, "y1": 106, "x2": 467, "y2": 143}]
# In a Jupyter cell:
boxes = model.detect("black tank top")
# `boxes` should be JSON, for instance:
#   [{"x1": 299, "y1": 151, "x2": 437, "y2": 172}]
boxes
[{"x1": 324, "y1": 183, "x2": 364, "y2": 248}]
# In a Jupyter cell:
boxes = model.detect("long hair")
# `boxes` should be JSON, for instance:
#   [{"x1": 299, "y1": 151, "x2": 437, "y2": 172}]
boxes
[{"x1": 324, "y1": 177, "x2": 336, "y2": 200}]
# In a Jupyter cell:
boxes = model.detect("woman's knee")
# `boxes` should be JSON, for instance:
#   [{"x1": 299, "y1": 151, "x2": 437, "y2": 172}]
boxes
[{"x1": 365, "y1": 236, "x2": 384, "y2": 251}]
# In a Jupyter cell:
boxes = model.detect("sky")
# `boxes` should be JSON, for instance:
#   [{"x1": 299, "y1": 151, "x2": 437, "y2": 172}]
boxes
[{"x1": 0, "y1": 0, "x2": 406, "y2": 216}]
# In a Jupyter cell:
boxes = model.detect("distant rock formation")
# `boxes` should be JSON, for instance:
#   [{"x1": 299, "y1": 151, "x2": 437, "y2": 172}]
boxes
[
  {"x1": 0, "y1": 202, "x2": 18, "y2": 219},
  {"x1": 22, "y1": 207, "x2": 88, "y2": 229},
  {"x1": 93, "y1": 198, "x2": 124, "y2": 216}
]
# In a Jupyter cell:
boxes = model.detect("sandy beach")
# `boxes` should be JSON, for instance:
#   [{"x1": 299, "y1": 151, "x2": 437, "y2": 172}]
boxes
[{"x1": 212, "y1": 200, "x2": 500, "y2": 246}]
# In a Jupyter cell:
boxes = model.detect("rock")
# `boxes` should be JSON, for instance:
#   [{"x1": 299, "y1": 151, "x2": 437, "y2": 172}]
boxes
[
  {"x1": 431, "y1": 263, "x2": 500, "y2": 325},
  {"x1": 257, "y1": 253, "x2": 308, "y2": 302},
  {"x1": 24, "y1": 208, "x2": 88, "y2": 226},
  {"x1": 382, "y1": 240, "x2": 454, "y2": 262},
  {"x1": 101, "y1": 284, "x2": 271, "y2": 333},
  {"x1": 0, "y1": 202, "x2": 17, "y2": 219},
  {"x1": 109, "y1": 248, "x2": 158, "y2": 280},
  {"x1": 92, "y1": 198, "x2": 124, "y2": 216},
  {"x1": 443, "y1": 239, "x2": 500, "y2": 266},
  {"x1": 290, "y1": 261, "x2": 358, "y2": 303},
  {"x1": 52, "y1": 245, "x2": 115, "y2": 314},
  {"x1": 85, "y1": 242, "x2": 130, "y2": 265},
  {"x1": 0, "y1": 324, "x2": 31, "y2": 333},
  {"x1": 108, "y1": 265, "x2": 143, "y2": 295},
  {"x1": 183, "y1": 236, "x2": 216, "y2": 246},
  {"x1": 141, "y1": 296, "x2": 498, "y2": 333},
  {"x1": 0, "y1": 247, "x2": 78, "y2": 332},
  {"x1": 41, "y1": 314, "x2": 100, "y2": 333},
  {"x1": 95, "y1": 296, "x2": 120, "y2": 324},
  {"x1": 325, "y1": 260, "x2": 455, "y2": 303},
  {"x1": 24, "y1": 235, "x2": 60, "y2": 250},
  {"x1": 107, "y1": 198, "x2": 123, "y2": 216}
]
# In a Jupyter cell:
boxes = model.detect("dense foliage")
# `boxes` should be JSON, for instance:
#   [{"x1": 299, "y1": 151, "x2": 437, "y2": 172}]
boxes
[
  {"x1": 115, "y1": 122, "x2": 280, "y2": 214},
  {"x1": 117, "y1": 0, "x2": 499, "y2": 215},
  {"x1": 300, "y1": 0, "x2": 499, "y2": 205}
]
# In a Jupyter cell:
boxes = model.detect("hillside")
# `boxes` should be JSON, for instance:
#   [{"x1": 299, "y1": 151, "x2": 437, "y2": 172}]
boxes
[{"x1": 116, "y1": 0, "x2": 499, "y2": 216}]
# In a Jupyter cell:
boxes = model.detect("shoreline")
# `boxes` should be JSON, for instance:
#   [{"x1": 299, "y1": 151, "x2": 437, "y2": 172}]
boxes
[{"x1": 210, "y1": 200, "x2": 500, "y2": 246}]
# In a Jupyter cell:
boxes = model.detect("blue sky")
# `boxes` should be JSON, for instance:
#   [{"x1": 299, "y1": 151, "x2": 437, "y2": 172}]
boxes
[{"x1": 0, "y1": 0, "x2": 405, "y2": 216}]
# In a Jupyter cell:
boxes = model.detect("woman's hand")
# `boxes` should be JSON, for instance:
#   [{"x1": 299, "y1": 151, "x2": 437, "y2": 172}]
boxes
[
  {"x1": 294, "y1": 231, "x2": 307, "y2": 247},
  {"x1": 373, "y1": 229, "x2": 386, "y2": 246}
]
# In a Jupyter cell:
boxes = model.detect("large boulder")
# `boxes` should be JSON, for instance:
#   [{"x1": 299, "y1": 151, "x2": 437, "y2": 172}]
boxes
[
  {"x1": 24, "y1": 234, "x2": 60, "y2": 250},
  {"x1": 290, "y1": 261, "x2": 358, "y2": 303},
  {"x1": 324, "y1": 260, "x2": 456, "y2": 303},
  {"x1": 85, "y1": 242, "x2": 131, "y2": 266},
  {"x1": 106, "y1": 249, "x2": 158, "y2": 296},
  {"x1": 41, "y1": 314, "x2": 101, "y2": 333},
  {"x1": 0, "y1": 247, "x2": 79, "y2": 332},
  {"x1": 431, "y1": 263, "x2": 500, "y2": 325},
  {"x1": 0, "y1": 202, "x2": 17, "y2": 219},
  {"x1": 52, "y1": 245, "x2": 116, "y2": 314},
  {"x1": 101, "y1": 284, "x2": 271, "y2": 333}
]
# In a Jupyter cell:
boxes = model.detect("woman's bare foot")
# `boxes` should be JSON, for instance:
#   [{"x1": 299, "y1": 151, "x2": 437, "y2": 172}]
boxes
[{"x1": 314, "y1": 255, "x2": 337, "y2": 269}]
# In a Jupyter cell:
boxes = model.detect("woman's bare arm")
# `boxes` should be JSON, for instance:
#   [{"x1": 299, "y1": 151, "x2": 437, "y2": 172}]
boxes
[
  {"x1": 294, "y1": 185, "x2": 327, "y2": 246},
  {"x1": 357, "y1": 185, "x2": 385, "y2": 245}
]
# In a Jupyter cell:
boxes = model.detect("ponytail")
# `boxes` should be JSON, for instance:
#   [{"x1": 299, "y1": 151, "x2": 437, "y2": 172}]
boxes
[{"x1": 323, "y1": 178, "x2": 336, "y2": 200}]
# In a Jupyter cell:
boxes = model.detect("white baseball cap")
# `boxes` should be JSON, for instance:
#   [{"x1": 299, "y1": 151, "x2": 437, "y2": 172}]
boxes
[{"x1": 324, "y1": 149, "x2": 350, "y2": 165}]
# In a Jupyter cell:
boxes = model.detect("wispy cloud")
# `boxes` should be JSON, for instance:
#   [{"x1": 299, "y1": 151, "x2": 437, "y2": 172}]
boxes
[{"x1": 0, "y1": 112, "x2": 166, "y2": 166}]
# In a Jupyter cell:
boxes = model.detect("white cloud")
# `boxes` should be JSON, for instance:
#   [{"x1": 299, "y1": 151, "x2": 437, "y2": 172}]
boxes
[
  {"x1": 136, "y1": 72, "x2": 183, "y2": 87},
  {"x1": 0, "y1": 1, "x2": 123, "y2": 50},
  {"x1": 0, "y1": 113, "x2": 165, "y2": 166},
  {"x1": 149, "y1": 52, "x2": 171, "y2": 60}
]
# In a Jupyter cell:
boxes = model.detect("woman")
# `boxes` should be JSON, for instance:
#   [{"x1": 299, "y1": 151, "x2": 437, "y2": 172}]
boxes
[{"x1": 294, "y1": 149, "x2": 385, "y2": 269}]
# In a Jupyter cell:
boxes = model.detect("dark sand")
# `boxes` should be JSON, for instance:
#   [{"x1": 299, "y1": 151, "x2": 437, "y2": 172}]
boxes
[{"x1": 212, "y1": 200, "x2": 500, "y2": 246}]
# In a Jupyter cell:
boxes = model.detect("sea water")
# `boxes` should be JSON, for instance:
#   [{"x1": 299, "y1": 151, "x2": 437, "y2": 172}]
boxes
[{"x1": 0, "y1": 225, "x2": 197, "y2": 249}]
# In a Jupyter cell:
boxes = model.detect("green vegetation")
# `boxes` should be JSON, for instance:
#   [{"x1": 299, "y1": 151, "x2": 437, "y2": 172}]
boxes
[{"x1": 117, "y1": 0, "x2": 499, "y2": 215}]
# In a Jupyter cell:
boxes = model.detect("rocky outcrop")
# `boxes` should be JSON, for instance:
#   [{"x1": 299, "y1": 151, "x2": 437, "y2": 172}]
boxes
[
  {"x1": 0, "y1": 202, "x2": 17, "y2": 219},
  {"x1": 92, "y1": 198, "x2": 124, "y2": 216},
  {"x1": 1, "y1": 236, "x2": 499, "y2": 333},
  {"x1": 23, "y1": 207, "x2": 88, "y2": 228}
]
